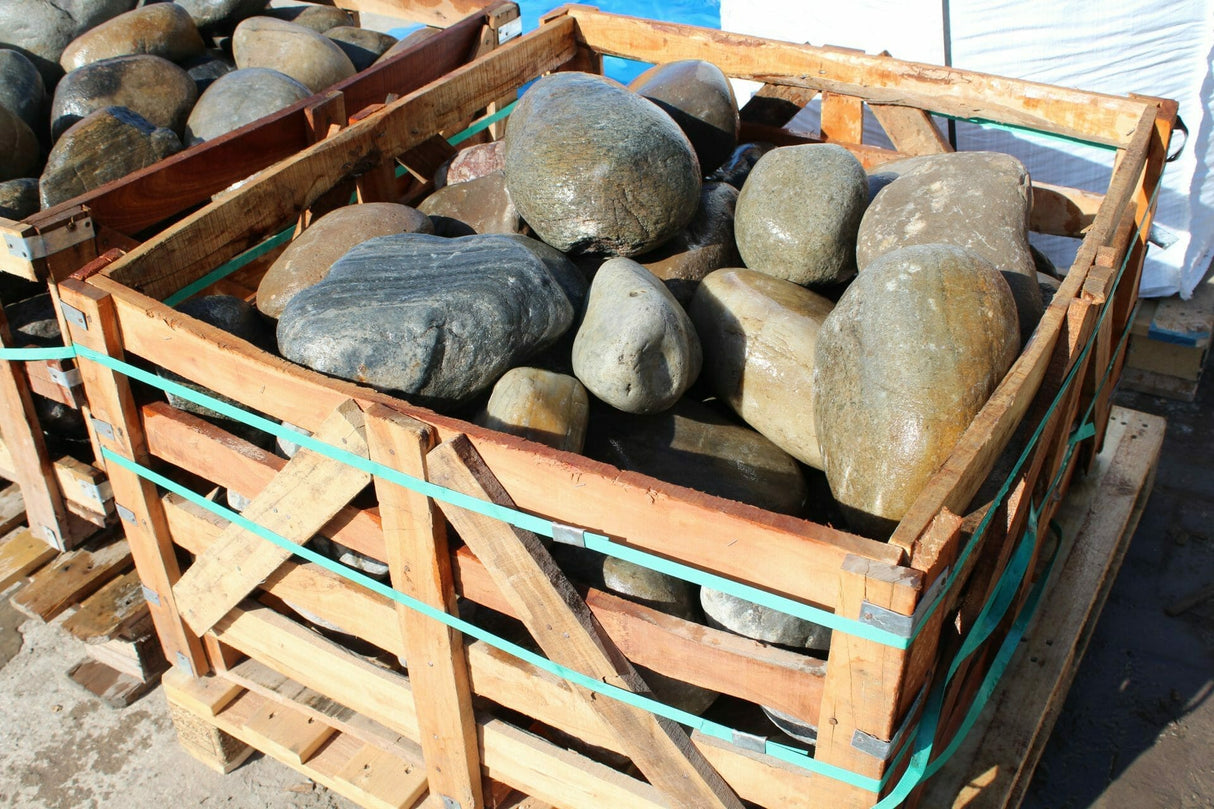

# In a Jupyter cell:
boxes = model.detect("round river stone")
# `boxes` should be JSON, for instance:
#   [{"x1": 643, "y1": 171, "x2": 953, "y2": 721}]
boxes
[
  {"x1": 417, "y1": 171, "x2": 524, "y2": 237},
  {"x1": 59, "y1": 3, "x2": 204, "y2": 71},
  {"x1": 0, "y1": 178, "x2": 40, "y2": 219},
  {"x1": 232, "y1": 16, "x2": 355, "y2": 93},
  {"x1": 51, "y1": 54, "x2": 197, "y2": 140},
  {"x1": 630, "y1": 59, "x2": 739, "y2": 174},
  {"x1": 477, "y1": 367, "x2": 590, "y2": 453},
  {"x1": 184, "y1": 67, "x2": 310, "y2": 145},
  {"x1": 0, "y1": 49, "x2": 46, "y2": 134},
  {"x1": 324, "y1": 26, "x2": 395, "y2": 72},
  {"x1": 0, "y1": 105, "x2": 40, "y2": 183},
  {"x1": 634, "y1": 181, "x2": 740, "y2": 306}
]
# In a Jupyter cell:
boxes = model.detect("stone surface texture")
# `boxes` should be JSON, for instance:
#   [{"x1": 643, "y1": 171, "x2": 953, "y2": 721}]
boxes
[
  {"x1": 477, "y1": 367, "x2": 590, "y2": 453},
  {"x1": 184, "y1": 66, "x2": 309, "y2": 145},
  {"x1": 0, "y1": 49, "x2": 46, "y2": 134},
  {"x1": 630, "y1": 59, "x2": 739, "y2": 174},
  {"x1": 635, "y1": 181, "x2": 740, "y2": 305},
  {"x1": 0, "y1": 178, "x2": 40, "y2": 219},
  {"x1": 0, "y1": 0, "x2": 136, "y2": 82},
  {"x1": 51, "y1": 54, "x2": 197, "y2": 140},
  {"x1": 58, "y1": 3, "x2": 204, "y2": 70},
  {"x1": 418, "y1": 171, "x2": 524, "y2": 237},
  {"x1": 232, "y1": 16, "x2": 354, "y2": 93},
  {"x1": 324, "y1": 26, "x2": 395, "y2": 71},
  {"x1": 0, "y1": 105, "x2": 40, "y2": 183}
]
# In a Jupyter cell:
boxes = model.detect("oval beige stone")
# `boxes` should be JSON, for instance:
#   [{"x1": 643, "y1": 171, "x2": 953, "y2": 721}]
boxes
[
  {"x1": 477, "y1": 367, "x2": 589, "y2": 453},
  {"x1": 59, "y1": 4, "x2": 204, "y2": 70},
  {"x1": 690, "y1": 268, "x2": 834, "y2": 469},
  {"x1": 256, "y1": 202, "x2": 432, "y2": 318},
  {"x1": 232, "y1": 16, "x2": 355, "y2": 93}
]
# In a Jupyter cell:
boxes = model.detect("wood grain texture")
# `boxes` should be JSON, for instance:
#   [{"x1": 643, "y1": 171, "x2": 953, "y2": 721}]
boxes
[{"x1": 0, "y1": 527, "x2": 57, "y2": 591}]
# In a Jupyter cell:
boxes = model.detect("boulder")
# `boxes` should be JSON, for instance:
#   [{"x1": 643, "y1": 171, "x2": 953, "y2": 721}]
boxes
[
  {"x1": 734, "y1": 143, "x2": 868, "y2": 287},
  {"x1": 266, "y1": 5, "x2": 354, "y2": 33},
  {"x1": 0, "y1": 105, "x2": 41, "y2": 183},
  {"x1": 374, "y1": 26, "x2": 440, "y2": 64},
  {"x1": 630, "y1": 59, "x2": 739, "y2": 174},
  {"x1": 40, "y1": 106, "x2": 180, "y2": 208},
  {"x1": 0, "y1": 49, "x2": 46, "y2": 133},
  {"x1": 277, "y1": 233, "x2": 583, "y2": 407},
  {"x1": 174, "y1": 0, "x2": 269, "y2": 33},
  {"x1": 0, "y1": 178, "x2": 40, "y2": 219},
  {"x1": 324, "y1": 26, "x2": 395, "y2": 71},
  {"x1": 477, "y1": 367, "x2": 589, "y2": 453},
  {"x1": 439, "y1": 140, "x2": 504, "y2": 187},
  {"x1": 700, "y1": 588, "x2": 831, "y2": 651},
  {"x1": 59, "y1": 4, "x2": 204, "y2": 70},
  {"x1": 51, "y1": 54, "x2": 197, "y2": 140},
  {"x1": 184, "y1": 67, "x2": 310, "y2": 145},
  {"x1": 181, "y1": 50, "x2": 234, "y2": 95},
  {"x1": 690, "y1": 268, "x2": 834, "y2": 469},
  {"x1": 256, "y1": 202, "x2": 433, "y2": 319},
  {"x1": 503, "y1": 71, "x2": 700, "y2": 257},
  {"x1": 417, "y1": 171, "x2": 524, "y2": 237},
  {"x1": 232, "y1": 16, "x2": 354, "y2": 93},
  {"x1": 572, "y1": 257, "x2": 702, "y2": 414},
  {"x1": 814, "y1": 244, "x2": 1019, "y2": 538},
  {"x1": 635, "y1": 181, "x2": 740, "y2": 305},
  {"x1": 0, "y1": 0, "x2": 136, "y2": 83}
]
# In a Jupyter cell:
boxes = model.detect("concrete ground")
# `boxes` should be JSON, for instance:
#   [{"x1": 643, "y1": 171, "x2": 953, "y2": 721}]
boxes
[{"x1": 1, "y1": 362, "x2": 1211, "y2": 809}]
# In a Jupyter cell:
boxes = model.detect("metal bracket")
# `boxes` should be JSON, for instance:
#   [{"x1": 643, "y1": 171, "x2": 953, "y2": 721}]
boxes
[
  {"x1": 730, "y1": 729, "x2": 768, "y2": 754},
  {"x1": 39, "y1": 524, "x2": 64, "y2": 551},
  {"x1": 47, "y1": 365, "x2": 82, "y2": 390},
  {"x1": 851, "y1": 686, "x2": 927, "y2": 760},
  {"x1": 78, "y1": 477, "x2": 114, "y2": 506},
  {"x1": 3, "y1": 216, "x2": 93, "y2": 260},
  {"x1": 175, "y1": 652, "x2": 195, "y2": 677},
  {"x1": 859, "y1": 564, "x2": 952, "y2": 640},
  {"x1": 497, "y1": 15, "x2": 523, "y2": 42},
  {"x1": 91, "y1": 417, "x2": 115, "y2": 441},
  {"x1": 59, "y1": 301, "x2": 87, "y2": 331},
  {"x1": 551, "y1": 523, "x2": 586, "y2": 548},
  {"x1": 440, "y1": 796, "x2": 462, "y2": 809},
  {"x1": 116, "y1": 503, "x2": 137, "y2": 525},
  {"x1": 141, "y1": 584, "x2": 161, "y2": 606}
]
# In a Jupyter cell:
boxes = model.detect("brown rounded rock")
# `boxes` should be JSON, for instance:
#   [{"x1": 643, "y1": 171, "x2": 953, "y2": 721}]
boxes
[
  {"x1": 51, "y1": 54, "x2": 197, "y2": 140},
  {"x1": 324, "y1": 26, "x2": 395, "y2": 71},
  {"x1": 814, "y1": 243, "x2": 1019, "y2": 538},
  {"x1": 59, "y1": 4, "x2": 204, "y2": 71},
  {"x1": 266, "y1": 5, "x2": 354, "y2": 33},
  {"x1": 0, "y1": 104, "x2": 40, "y2": 183},
  {"x1": 690, "y1": 268, "x2": 834, "y2": 469},
  {"x1": 257, "y1": 202, "x2": 433, "y2": 318},
  {"x1": 418, "y1": 171, "x2": 524, "y2": 237},
  {"x1": 0, "y1": 49, "x2": 46, "y2": 134},
  {"x1": 630, "y1": 59, "x2": 739, "y2": 174},
  {"x1": 477, "y1": 367, "x2": 589, "y2": 453},
  {"x1": 635, "y1": 181, "x2": 740, "y2": 305},
  {"x1": 374, "y1": 27, "x2": 440, "y2": 64},
  {"x1": 0, "y1": 177, "x2": 40, "y2": 219},
  {"x1": 232, "y1": 16, "x2": 354, "y2": 93}
]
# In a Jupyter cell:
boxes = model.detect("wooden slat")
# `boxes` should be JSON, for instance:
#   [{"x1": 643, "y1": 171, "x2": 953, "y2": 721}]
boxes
[
  {"x1": 0, "y1": 527, "x2": 57, "y2": 592},
  {"x1": 0, "y1": 485, "x2": 27, "y2": 536},
  {"x1": 426, "y1": 434, "x2": 745, "y2": 809},
  {"x1": 62, "y1": 568, "x2": 149, "y2": 643},
  {"x1": 333, "y1": 0, "x2": 496, "y2": 27},
  {"x1": 820, "y1": 92, "x2": 864, "y2": 143},
  {"x1": 172, "y1": 399, "x2": 371, "y2": 636},
  {"x1": 0, "y1": 445, "x2": 112, "y2": 528},
  {"x1": 868, "y1": 104, "x2": 952, "y2": 154},
  {"x1": 243, "y1": 698, "x2": 338, "y2": 765},
  {"x1": 10, "y1": 535, "x2": 131, "y2": 620}
]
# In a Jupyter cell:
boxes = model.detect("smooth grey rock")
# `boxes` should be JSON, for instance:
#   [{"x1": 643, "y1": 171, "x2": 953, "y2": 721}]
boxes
[
  {"x1": 184, "y1": 66, "x2": 309, "y2": 145},
  {"x1": 232, "y1": 16, "x2": 354, "y2": 93},
  {"x1": 275, "y1": 420, "x2": 309, "y2": 459},
  {"x1": 59, "y1": 4, "x2": 204, "y2": 70},
  {"x1": 374, "y1": 26, "x2": 440, "y2": 64},
  {"x1": 635, "y1": 181, "x2": 739, "y2": 306},
  {"x1": 857, "y1": 151, "x2": 1041, "y2": 344},
  {"x1": 814, "y1": 244, "x2": 1019, "y2": 538},
  {"x1": 277, "y1": 233, "x2": 582, "y2": 407},
  {"x1": 175, "y1": 0, "x2": 269, "y2": 32},
  {"x1": 418, "y1": 171, "x2": 524, "y2": 237},
  {"x1": 51, "y1": 54, "x2": 197, "y2": 140},
  {"x1": 690, "y1": 268, "x2": 834, "y2": 469},
  {"x1": 477, "y1": 367, "x2": 589, "y2": 453},
  {"x1": 324, "y1": 26, "x2": 395, "y2": 71},
  {"x1": 630, "y1": 59, "x2": 739, "y2": 174},
  {"x1": 181, "y1": 49, "x2": 234, "y2": 94},
  {"x1": 0, "y1": 50, "x2": 46, "y2": 133},
  {"x1": 503, "y1": 71, "x2": 701, "y2": 257},
  {"x1": 709, "y1": 141, "x2": 774, "y2": 190},
  {"x1": 0, "y1": 0, "x2": 136, "y2": 83},
  {"x1": 572, "y1": 257, "x2": 702, "y2": 414},
  {"x1": 735, "y1": 143, "x2": 867, "y2": 287},
  {"x1": 257, "y1": 202, "x2": 433, "y2": 319},
  {"x1": 584, "y1": 397, "x2": 808, "y2": 516},
  {"x1": 438, "y1": 140, "x2": 504, "y2": 187},
  {"x1": 266, "y1": 5, "x2": 353, "y2": 33},
  {"x1": 701, "y1": 587, "x2": 831, "y2": 650},
  {"x1": 40, "y1": 106, "x2": 180, "y2": 208},
  {"x1": 0, "y1": 178, "x2": 40, "y2": 219},
  {"x1": 0, "y1": 105, "x2": 40, "y2": 183}
]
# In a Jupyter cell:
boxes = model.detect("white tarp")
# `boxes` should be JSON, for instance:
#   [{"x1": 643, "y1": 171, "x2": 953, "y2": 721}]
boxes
[{"x1": 720, "y1": 0, "x2": 1214, "y2": 298}]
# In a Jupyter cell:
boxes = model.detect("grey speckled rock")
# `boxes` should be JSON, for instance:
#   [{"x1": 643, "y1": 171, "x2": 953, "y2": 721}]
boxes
[
  {"x1": 635, "y1": 181, "x2": 740, "y2": 306},
  {"x1": 700, "y1": 587, "x2": 831, "y2": 651},
  {"x1": 324, "y1": 26, "x2": 395, "y2": 72},
  {"x1": 709, "y1": 142, "x2": 773, "y2": 190},
  {"x1": 814, "y1": 244, "x2": 1019, "y2": 538},
  {"x1": 40, "y1": 106, "x2": 181, "y2": 208},
  {"x1": 0, "y1": 178, "x2": 40, "y2": 219},
  {"x1": 735, "y1": 143, "x2": 867, "y2": 287},
  {"x1": 630, "y1": 60, "x2": 739, "y2": 175},
  {"x1": 477, "y1": 367, "x2": 589, "y2": 453},
  {"x1": 857, "y1": 152, "x2": 1041, "y2": 345},
  {"x1": 278, "y1": 233, "x2": 582, "y2": 407},
  {"x1": 439, "y1": 140, "x2": 504, "y2": 187},
  {"x1": 504, "y1": 71, "x2": 701, "y2": 257},
  {"x1": 0, "y1": 105, "x2": 40, "y2": 183},
  {"x1": 232, "y1": 16, "x2": 354, "y2": 93},
  {"x1": 181, "y1": 50, "x2": 235, "y2": 95},
  {"x1": 572, "y1": 258, "x2": 702, "y2": 414},
  {"x1": 0, "y1": 0, "x2": 136, "y2": 83},
  {"x1": 175, "y1": 0, "x2": 269, "y2": 32},
  {"x1": 0, "y1": 50, "x2": 46, "y2": 133},
  {"x1": 257, "y1": 202, "x2": 433, "y2": 319},
  {"x1": 59, "y1": 4, "x2": 204, "y2": 71},
  {"x1": 266, "y1": 5, "x2": 354, "y2": 33},
  {"x1": 184, "y1": 67, "x2": 310, "y2": 145},
  {"x1": 51, "y1": 54, "x2": 197, "y2": 140},
  {"x1": 690, "y1": 268, "x2": 834, "y2": 469},
  {"x1": 418, "y1": 171, "x2": 524, "y2": 237}
]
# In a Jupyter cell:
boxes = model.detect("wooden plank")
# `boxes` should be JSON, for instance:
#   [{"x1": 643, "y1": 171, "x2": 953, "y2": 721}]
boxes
[
  {"x1": 0, "y1": 486, "x2": 29, "y2": 538},
  {"x1": 24, "y1": 357, "x2": 85, "y2": 408},
  {"x1": 426, "y1": 434, "x2": 744, "y2": 809},
  {"x1": 171, "y1": 399, "x2": 371, "y2": 636},
  {"x1": 923, "y1": 406, "x2": 1165, "y2": 808},
  {"x1": 62, "y1": 568, "x2": 148, "y2": 643},
  {"x1": 10, "y1": 535, "x2": 130, "y2": 621},
  {"x1": 333, "y1": 0, "x2": 496, "y2": 28},
  {"x1": 243, "y1": 697, "x2": 338, "y2": 765},
  {"x1": 0, "y1": 527, "x2": 57, "y2": 592},
  {"x1": 820, "y1": 92, "x2": 864, "y2": 143},
  {"x1": 1031, "y1": 182, "x2": 1104, "y2": 238},
  {"x1": 67, "y1": 657, "x2": 160, "y2": 708},
  {"x1": 869, "y1": 104, "x2": 952, "y2": 155},
  {"x1": 365, "y1": 406, "x2": 485, "y2": 809}
]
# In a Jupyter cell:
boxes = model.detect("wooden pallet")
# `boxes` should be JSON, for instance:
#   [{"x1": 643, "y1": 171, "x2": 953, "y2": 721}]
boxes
[
  {"x1": 1123, "y1": 273, "x2": 1214, "y2": 401},
  {"x1": 48, "y1": 6, "x2": 1176, "y2": 808}
]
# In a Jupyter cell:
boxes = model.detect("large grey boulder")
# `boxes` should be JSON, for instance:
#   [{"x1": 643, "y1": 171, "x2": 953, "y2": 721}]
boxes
[
  {"x1": 324, "y1": 26, "x2": 395, "y2": 72},
  {"x1": 0, "y1": 49, "x2": 46, "y2": 134},
  {"x1": 734, "y1": 143, "x2": 868, "y2": 287},
  {"x1": 0, "y1": 0, "x2": 136, "y2": 83},
  {"x1": 277, "y1": 233, "x2": 583, "y2": 407},
  {"x1": 814, "y1": 244, "x2": 1019, "y2": 538},
  {"x1": 630, "y1": 59, "x2": 739, "y2": 174},
  {"x1": 232, "y1": 16, "x2": 354, "y2": 93},
  {"x1": 503, "y1": 71, "x2": 701, "y2": 257},
  {"x1": 265, "y1": 5, "x2": 354, "y2": 33},
  {"x1": 51, "y1": 54, "x2": 197, "y2": 140},
  {"x1": 184, "y1": 67, "x2": 310, "y2": 145},
  {"x1": 58, "y1": 3, "x2": 204, "y2": 71}
]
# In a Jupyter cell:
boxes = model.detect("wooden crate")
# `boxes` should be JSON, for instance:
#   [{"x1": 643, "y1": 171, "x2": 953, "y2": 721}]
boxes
[
  {"x1": 0, "y1": 0, "x2": 520, "y2": 550},
  {"x1": 53, "y1": 6, "x2": 1175, "y2": 808}
]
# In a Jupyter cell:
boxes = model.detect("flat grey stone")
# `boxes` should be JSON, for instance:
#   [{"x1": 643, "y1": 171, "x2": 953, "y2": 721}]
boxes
[
  {"x1": 814, "y1": 244, "x2": 1019, "y2": 538},
  {"x1": 59, "y1": 4, "x2": 204, "y2": 71},
  {"x1": 572, "y1": 257, "x2": 702, "y2": 414},
  {"x1": 690, "y1": 267, "x2": 835, "y2": 469},
  {"x1": 0, "y1": 0, "x2": 136, "y2": 83},
  {"x1": 40, "y1": 105, "x2": 180, "y2": 208},
  {"x1": 0, "y1": 49, "x2": 46, "y2": 133},
  {"x1": 257, "y1": 202, "x2": 433, "y2": 318},
  {"x1": 0, "y1": 104, "x2": 41, "y2": 183},
  {"x1": 504, "y1": 71, "x2": 701, "y2": 257},
  {"x1": 175, "y1": 0, "x2": 269, "y2": 33},
  {"x1": 418, "y1": 170, "x2": 524, "y2": 237},
  {"x1": 324, "y1": 26, "x2": 395, "y2": 72},
  {"x1": 51, "y1": 54, "x2": 197, "y2": 140},
  {"x1": 266, "y1": 5, "x2": 354, "y2": 33},
  {"x1": 735, "y1": 142, "x2": 868, "y2": 287},
  {"x1": 232, "y1": 16, "x2": 354, "y2": 93},
  {"x1": 701, "y1": 587, "x2": 831, "y2": 650},
  {"x1": 184, "y1": 66, "x2": 310, "y2": 145},
  {"x1": 635, "y1": 181, "x2": 740, "y2": 306},
  {"x1": 630, "y1": 59, "x2": 739, "y2": 175},
  {"x1": 277, "y1": 233, "x2": 582, "y2": 407},
  {"x1": 0, "y1": 178, "x2": 40, "y2": 219},
  {"x1": 477, "y1": 367, "x2": 589, "y2": 453}
]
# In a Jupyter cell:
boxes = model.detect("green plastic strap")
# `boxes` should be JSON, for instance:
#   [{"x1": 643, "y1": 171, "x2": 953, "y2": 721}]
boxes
[
  {"x1": 70, "y1": 342, "x2": 908, "y2": 650},
  {"x1": 0, "y1": 345, "x2": 77, "y2": 361},
  {"x1": 446, "y1": 100, "x2": 516, "y2": 146},
  {"x1": 162, "y1": 227, "x2": 295, "y2": 308},
  {"x1": 101, "y1": 444, "x2": 882, "y2": 793}
]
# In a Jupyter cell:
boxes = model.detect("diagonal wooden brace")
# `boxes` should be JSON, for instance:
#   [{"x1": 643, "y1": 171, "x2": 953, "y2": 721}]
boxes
[
  {"x1": 172, "y1": 399, "x2": 370, "y2": 636},
  {"x1": 426, "y1": 434, "x2": 744, "y2": 809}
]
